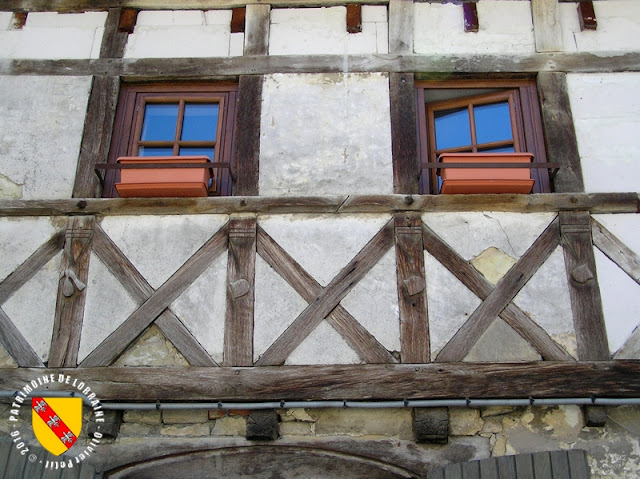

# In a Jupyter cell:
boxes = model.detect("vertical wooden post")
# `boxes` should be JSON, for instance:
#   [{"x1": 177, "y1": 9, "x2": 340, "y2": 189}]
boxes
[
  {"x1": 232, "y1": 76, "x2": 263, "y2": 196},
  {"x1": 346, "y1": 4, "x2": 362, "y2": 34},
  {"x1": 560, "y1": 211, "x2": 609, "y2": 360},
  {"x1": 537, "y1": 72, "x2": 585, "y2": 193},
  {"x1": 389, "y1": 0, "x2": 414, "y2": 54},
  {"x1": 463, "y1": 2, "x2": 479, "y2": 33},
  {"x1": 390, "y1": 73, "x2": 420, "y2": 194},
  {"x1": 244, "y1": 4, "x2": 271, "y2": 56},
  {"x1": 49, "y1": 216, "x2": 95, "y2": 367},
  {"x1": 395, "y1": 213, "x2": 430, "y2": 363},
  {"x1": 531, "y1": 0, "x2": 563, "y2": 52},
  {"x1": 224, "y1": 216, "x2": 257, "y2": 366},
  {"x1": 578, "y1": 1, "x2": 597, "y2": 31}
]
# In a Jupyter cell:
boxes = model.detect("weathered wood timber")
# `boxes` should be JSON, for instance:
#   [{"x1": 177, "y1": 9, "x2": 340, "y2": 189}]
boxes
[
  {"x1": 389, "y1": 0, "x2": 413, "y2": 54},
  {"x1": 257, "y1": 226, "x2": 396, "y2": 363},
  {"x1": 244, "y1": 4, "x2": 270, "y2": 56},
  {"x1": 560, "y1": 211, "x2": 610, "y2": 360},
  {"x1": 592, "y1": 218, "x2": 640, "y2": 287},
  {"x1": 0, "y1": 307, "x2": 43, "y2": 367},
  {"x1": 99, "y1": 8, "x2": 129, "y2": 58},
  {"x1": 531, "y1": 0, "x2": 563, "y2": 52},
  {"x1": 92, "y1": 224, "x2": 218, "y2": 366},
  {"x1": 224, "y1": 217, "x2": 257, "y2": 366},
  {"x1": 255, "y1": 218, "x2": 395, "y2": 366},
  {"x1": 422, "y1": 223, "x2": 573, "y2": 361},
  {"x1": 3, "y1": 52, "x2": 640, "y2": 78},
  {"x1": 395, "y1": 213, "x2": 430, "y2": 363},
  {"x1": 462, "y1": 2, "x2": 479, "y2": 33},
  {"x1": 435, "y1": 218, "x2": 562, "y2": 362},
  {"x1": 49, "y1": 216, "x2": 95, "y2": 367},
  {"x1": 1, "y1": 193, "x2": 638, "y2": 217},
  {"x1": 80, "y1": 223, "x2": 229, "y2": 367},
  {"x1": 2, "y1": 362, "x2": 640, "y2": 400},
  {"x1": 231, "y1": 76, "x2": 263, "y2": 196},
  {"x1": 390, "y1": 73, "x2": 420, "y2": 194},
  {"x1": 537, "y1": 72, "x2": 585, "y2": 193}
]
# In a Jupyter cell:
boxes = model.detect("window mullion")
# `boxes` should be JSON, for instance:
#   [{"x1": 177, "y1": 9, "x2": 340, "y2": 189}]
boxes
[
  {"x1": 468, "y1": 104, "x2": 478, "y2": 153},
  {"x1": 174, "y1": 99, "x2": 186, "y2": 156}
]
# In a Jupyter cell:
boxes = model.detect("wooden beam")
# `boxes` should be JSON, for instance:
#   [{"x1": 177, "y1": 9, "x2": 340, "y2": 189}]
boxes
[
  {"x1": 531, "y1": 0, "x2": 563, "y2": 52},
  {"x1": 49, "y1": 216, "x2": 95, "y2": 367},
  {"x1": 244, "y1": 4, "x2": 270, "y2": 56},
  {"x1": 0, "y1": 307, "x2": 43, "y2": 367},
  {"x1": 231, "y1": 75, "x2": 262, "y2": 196},
  {"x1": 537, "y1": 72, "x2": 584, "y2": 193},
  {"x1": 578, "y1": 1, "x2": 597, "y2": 31},
  {"x1": 80, "y1": 223, "x2": 229, "y2": 367},
  {"x1": 395, "y1": 213, "x2": 430, "y2": 363},
  {"x1": 436, "y1": 218, "x2": 561, "y2": 362},
  {"x1": 230, "y1": 7, "x2": 246, "y2": 33},
  {"x1": 4, "y1": 52, "x2": 640, "y2": 78},
  {"x1": 255, "y1": 218, "x2": 395, "y2": 366},
  {"x1": 257, "y1": 226, "x2": 396, "y2": 363},
  {"x1": 2, "y1": 362, "x2": 640, "y2": 401},
  {"x1": 560, "y1": 211, "x2": 609, "y2": 360},
  {"x1": 422, "y1": 223, "x2": 573, "y2": 361},
  {"x1": 101, "y1": 8, "x2": 130, "y2": 58},
  {"x1": 592, "y1": 218, "x2": 640, "y2": 287},
  {"x1": 462, "y1": 2, "x2": 479, "y2": 33},
  {"x1": 390, "y1": 73, "x2": 420, "y2": 194},
  {"x1": 388, "y1": 0, "x2": 414, "y2": 54},
  {"x1": 346, "y1": 4, "x2": 362, "y2": 34},
  {"x1": 92, "y1": 224, "x2": 218, "y2": 366},
  {"x1": 224, "y1": 217, "x2": 257, "y2": 366},
  {"x1": 0, "y1": 193, "x2": 639, "y2": 217}
]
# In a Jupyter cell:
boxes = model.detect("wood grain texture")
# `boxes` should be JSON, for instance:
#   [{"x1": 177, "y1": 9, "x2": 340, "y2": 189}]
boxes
[
  {"x1": 592, "y1": 218, "x2": 640, "y2": 287},
  {"x1": 422, "y1": 223, "x2": 572, "y2": 361},
  {"x1": 49, "y1": 216, "x2": 94, "y2": 368},
  {"x1": 537, "y1": 72, "x2": 584, "y2": 193},
  {"x1": 0, "y1": 193, "x2": 638, "y2": 217},
  {"x1": 231, "y1": 75, "x2": 262, "y2": 196},
  {"x1": 2, "y1": 361, "x2": 640, "y2": 401},
  {"x1": 99, "y1": 8, "x2": 128, "y2": 58},
  {"x1": 92, "y1": 224, "x2": 218, "y2": 366},
  {"x1": 578, "y1": 1, "x2": 597, "y2": 31},
  {"x1": 257, "y1": 226, "x2": 396, "y2": 364},
  {"x1": 0, "y1": 307, "x2": 43, "y2": 367},
  {"x1": 346, "y1": 4, "x2": 362, "y2": 34},
  {"x1": 72, "y1": 75, "x2": 121, "y2": 198},
  {"x1": 244, "y1": 4, "x2": 270, "y2": 56},
  {"x1": 390, "y1": 73, "x2": 420, "y2": 194},
  {"x1": 531, "y1": 0, "x2": 563, "y2": 52},
  {"x1": 80, "y1": 223, "x2": 228, "y2": 367},
  {"x1": 224, "y1": 217, "x2": 257, "y2": 366},
  {"x1": 395, "y1": 213, "x2": 429, "y2": 363},
  {"x1": 255, "y1": 218, "x2": 395, "y2": 366},
  {"x1": 389, "y1": 0, "x2": 413, "y2": 54},
  {"x1": 436, "y1": 218, "x2": 561, "y2": 362},
  {"x1": 560, "y1": 211, "x2": 610, "y2": 360}
]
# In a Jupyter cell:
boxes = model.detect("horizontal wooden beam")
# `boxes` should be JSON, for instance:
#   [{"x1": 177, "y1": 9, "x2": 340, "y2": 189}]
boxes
[
  {"x1": 0, "y1": 194, "x2": 638, "y2": 217},
  {"x1": 1, "y1": 362, "x2": 639, "y2": 400},
  {"x1": 2, "y1": 52, "x2": 640, "y2": 78}
]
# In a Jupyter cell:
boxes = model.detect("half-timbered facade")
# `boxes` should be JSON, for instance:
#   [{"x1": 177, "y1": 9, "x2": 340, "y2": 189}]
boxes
[{"x1": 1, "y1": 0, "x2": 639, "y2": 477}]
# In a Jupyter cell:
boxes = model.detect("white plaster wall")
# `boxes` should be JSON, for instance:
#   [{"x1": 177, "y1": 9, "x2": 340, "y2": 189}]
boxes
[
  {"x1": 0, "y1": 76, "x2": 91, "y2": 200},
  {"x1": 567, "y1": 73, "x2": 640, "y2": 193},
  {"x1": 124, "y1": 10, "x2": 243, "y2": 58},
  {"x1": 0, "y1": 12, "x2": 106, "y2": 59},
  {"x1": 269, "y1": 6, "x2": 388, "y2": 55},
  {"x1": 259, "y1": 73, "x2": 393, "y2": 196},
  {"x1": 413, "y1": 1, "x2": 535, "y2": 54},
  {"x1": 560, "y1": 0, "x2": 640, "y2": 53}
]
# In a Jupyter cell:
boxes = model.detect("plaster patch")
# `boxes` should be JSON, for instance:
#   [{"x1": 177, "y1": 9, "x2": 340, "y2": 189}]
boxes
[
  {"x1": 464, "y1": 318, "x2": 541, "y2": 362},
  {"x1": 424, "y1": 250, "x2": 482, "y2": 360},
  {"x1": 594, "y1": 248, "x2": 640, "y2": 355},
  {"x1": 258, "y1": 214, "x2": 392, "y2": 287},
  {"x1": 0, "y1": 173, "x2": 22, "y2": 199},
  {"x1": 470, "y1": 247, "x2": 516, "y2": 284},
  {"x1": 79, "y1": 252, "x2": 139, "y2": 362},
  {"x1": 615, "y1": 326, "x2": 640, "y2": 359},
  {"x1": 286, "y1": 320, "x2": 362, "y2": 365},
  {"x1": 113, "y1": 325, "x2": 189, "y2": 367},
  {"x1": 124, "y1": 25, "x2": 231, "y2": 58},
  {"x1": 341, "y1": 247, "x2": 400, "y2": 351},
  {"x1": 2, "y1": 252, "x2": 61, "y2": 361},
  {"x1": 0, "y1": 342, "x2": 17, "y2": 368},
  {"x1": 592, "y1": 214, "x2": 640, "y2": 258},
  {"x1": 422, "y1": 212, "x2": 555, "y2": 260},
  {"x1": 99, "y1": 215, "x2": 229, "y2": 289},
  {"x1": 171, "y1": 251, "x2": 227, "y2": 364},
  {"x1": 0, "y1": 216, "x2": 59, "y2": 282}
]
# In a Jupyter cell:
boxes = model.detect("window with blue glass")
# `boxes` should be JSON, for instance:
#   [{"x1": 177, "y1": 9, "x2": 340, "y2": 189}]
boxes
[
  {"x1": 416, "y1": 80, "x2": 551, "y2": 194},
  {"x1": 104, "y1": 83, "x2": 238, "y2": 197}
]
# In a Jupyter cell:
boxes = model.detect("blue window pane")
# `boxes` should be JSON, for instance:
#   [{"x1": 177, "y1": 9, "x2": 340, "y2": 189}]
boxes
[
  {"x1": 181, "y1": 104, "x2": 219, "y2": 141},
  {"x1": 138, "y1": 147, "x2": 174, "y2": 156},
  {"x1": 480, "y1": 146, "x2": 516, "y2": 153},
  {"x1": 141, "y1": 104, "x2": 179, "y2": 141},
  {"x1": 434, "y1": 108, "x2": 471, "y2": 150},
  {"x1": 474, "y1": 102, "x2": 512, "y2": 144},
  {"x1": 179, "y1": 147, "x2": 215, "y2": 162}
]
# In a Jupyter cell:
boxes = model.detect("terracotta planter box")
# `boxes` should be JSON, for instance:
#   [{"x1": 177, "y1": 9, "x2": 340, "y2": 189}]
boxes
[
  {"x1": 439, "y1": 152, "x2": 535, "y2": 194},
  {"x1": 114, "y1": 156, "x2": 212, "y2": 198}
]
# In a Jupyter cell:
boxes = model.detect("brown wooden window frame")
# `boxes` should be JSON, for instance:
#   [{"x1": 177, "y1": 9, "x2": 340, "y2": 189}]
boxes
[
  {"x1": 103, "y1": 82, "x2": 238, "y2": 198},
  {"x1": 416, "y1": 79, "x2": 551, "y2": 195}
]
